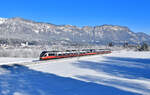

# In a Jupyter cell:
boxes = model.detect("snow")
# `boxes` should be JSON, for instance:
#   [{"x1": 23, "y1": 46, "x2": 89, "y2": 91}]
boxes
[
  {"x1": 0, "y1": 18, "x2": 7, "y2": 24},
  {"x1": 34, "y1": 30, "x2": 39, "y2": 33},
  {"x1": 0, "y1": 51, "x2": 150, "y2": 95},
  {"x1": 0, "y1": 57, "x2": 35, "y2": 65}
]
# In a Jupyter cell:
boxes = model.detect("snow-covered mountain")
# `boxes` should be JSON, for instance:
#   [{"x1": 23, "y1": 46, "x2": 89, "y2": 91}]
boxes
[
  {"x1": 0, "y1": 17, "x2": 150, "y2": 45},
  {"x1": 0, "y1": 18, "x2": 7, "y2": 24}
]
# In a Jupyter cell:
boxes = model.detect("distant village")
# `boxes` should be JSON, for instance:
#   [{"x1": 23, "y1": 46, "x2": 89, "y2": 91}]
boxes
[{"x1": 0, "y1": 42, "x2": 29, "y2": 48}]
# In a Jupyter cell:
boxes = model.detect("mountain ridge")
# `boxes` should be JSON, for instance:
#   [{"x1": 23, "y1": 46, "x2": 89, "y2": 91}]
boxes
[{"x1": 0, "y1": 17, "x2": 150, "y2": 45}]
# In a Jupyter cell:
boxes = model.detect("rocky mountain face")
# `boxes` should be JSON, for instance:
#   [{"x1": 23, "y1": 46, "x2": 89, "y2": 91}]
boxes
[{"x1": 0, "y1": 17, "x2": 150, "y2": 45}]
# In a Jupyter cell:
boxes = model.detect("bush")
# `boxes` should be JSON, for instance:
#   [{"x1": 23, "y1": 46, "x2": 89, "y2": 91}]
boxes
[
  {"x1": 108, "y1": 42, "x2": 114, "y2": 47},
  {"x1": 139, "y1": 43, "x2": 149, "y2": 51}
]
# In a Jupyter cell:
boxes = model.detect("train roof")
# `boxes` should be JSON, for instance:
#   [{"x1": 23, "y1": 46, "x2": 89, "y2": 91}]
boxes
[
  {"x1": 41, "y1": 49, "x2": 111, "y2": 53},
  {"x1": 41, "y1": 51, "x2": 62, "y2": 53}
]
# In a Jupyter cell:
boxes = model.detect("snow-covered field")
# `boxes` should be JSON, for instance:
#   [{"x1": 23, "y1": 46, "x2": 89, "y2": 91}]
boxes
[
  {"x1": 0, "y1": 50, "x2": 150, "y2": 95},
  {"x1": 0, "y1": 57, "x2": 36, "y2": 65}
]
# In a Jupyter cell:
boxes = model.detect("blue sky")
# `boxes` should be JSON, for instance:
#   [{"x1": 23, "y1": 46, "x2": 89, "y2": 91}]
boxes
[{"x1": 0, "y1": 0, "x2": 150, "y2": 34}]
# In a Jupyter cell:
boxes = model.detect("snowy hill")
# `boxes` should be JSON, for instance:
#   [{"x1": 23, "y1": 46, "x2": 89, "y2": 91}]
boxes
[
  {"x1": 0, "y1": 51, "x2": 150, "y2": 95},
  {"x1": 0, "y1": 17, "x2": 150, "y2": 45}
]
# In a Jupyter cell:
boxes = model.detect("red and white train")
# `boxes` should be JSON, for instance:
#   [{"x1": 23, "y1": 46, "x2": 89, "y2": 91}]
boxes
[{"x1": 40, "y1": 49, "x2": 111, "y2": 60}]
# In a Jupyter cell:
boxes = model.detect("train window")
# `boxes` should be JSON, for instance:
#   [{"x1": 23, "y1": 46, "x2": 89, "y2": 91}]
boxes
[
  {"x1": 48, "y1": 54, "x2": 55, "y2": 56},
  {"x1": 58, "y1": 54, "x2": 62, "y2": 56}
]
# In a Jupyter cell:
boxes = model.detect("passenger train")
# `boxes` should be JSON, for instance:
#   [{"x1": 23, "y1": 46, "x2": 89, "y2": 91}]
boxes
[{"x1": 40, "y1": 49, "x2": 111, "y2": 60}]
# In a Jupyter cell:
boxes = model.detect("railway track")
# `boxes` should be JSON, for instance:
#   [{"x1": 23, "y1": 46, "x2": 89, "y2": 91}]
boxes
[{"x1": 0, "y1": 51, "x2": 111, "y2": 67}]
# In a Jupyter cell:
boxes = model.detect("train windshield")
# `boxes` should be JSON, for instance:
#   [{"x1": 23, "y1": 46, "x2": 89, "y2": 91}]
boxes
[{"x1": 40, "y1": 52, "x2": 47, "y2": 57}]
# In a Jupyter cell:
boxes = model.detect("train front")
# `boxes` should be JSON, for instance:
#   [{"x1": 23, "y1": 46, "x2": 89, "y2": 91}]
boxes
[{"x1": 39, "y1": 51, "x2": 48, "y2": 60}]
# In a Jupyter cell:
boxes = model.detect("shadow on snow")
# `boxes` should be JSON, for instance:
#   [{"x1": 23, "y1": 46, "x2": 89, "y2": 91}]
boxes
[
  {"x1": 74, "y1": 57, "x2": 150, "y2": 79},
  {"x1": 72, "y1": 57, "x2": 150, "y2": 95},
  {"x1": 0, "y1": 64, "x2": 138, "y2": 95},
  {"x1": 106, "y1": 57, "x2": 150, "y2": 64}
]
